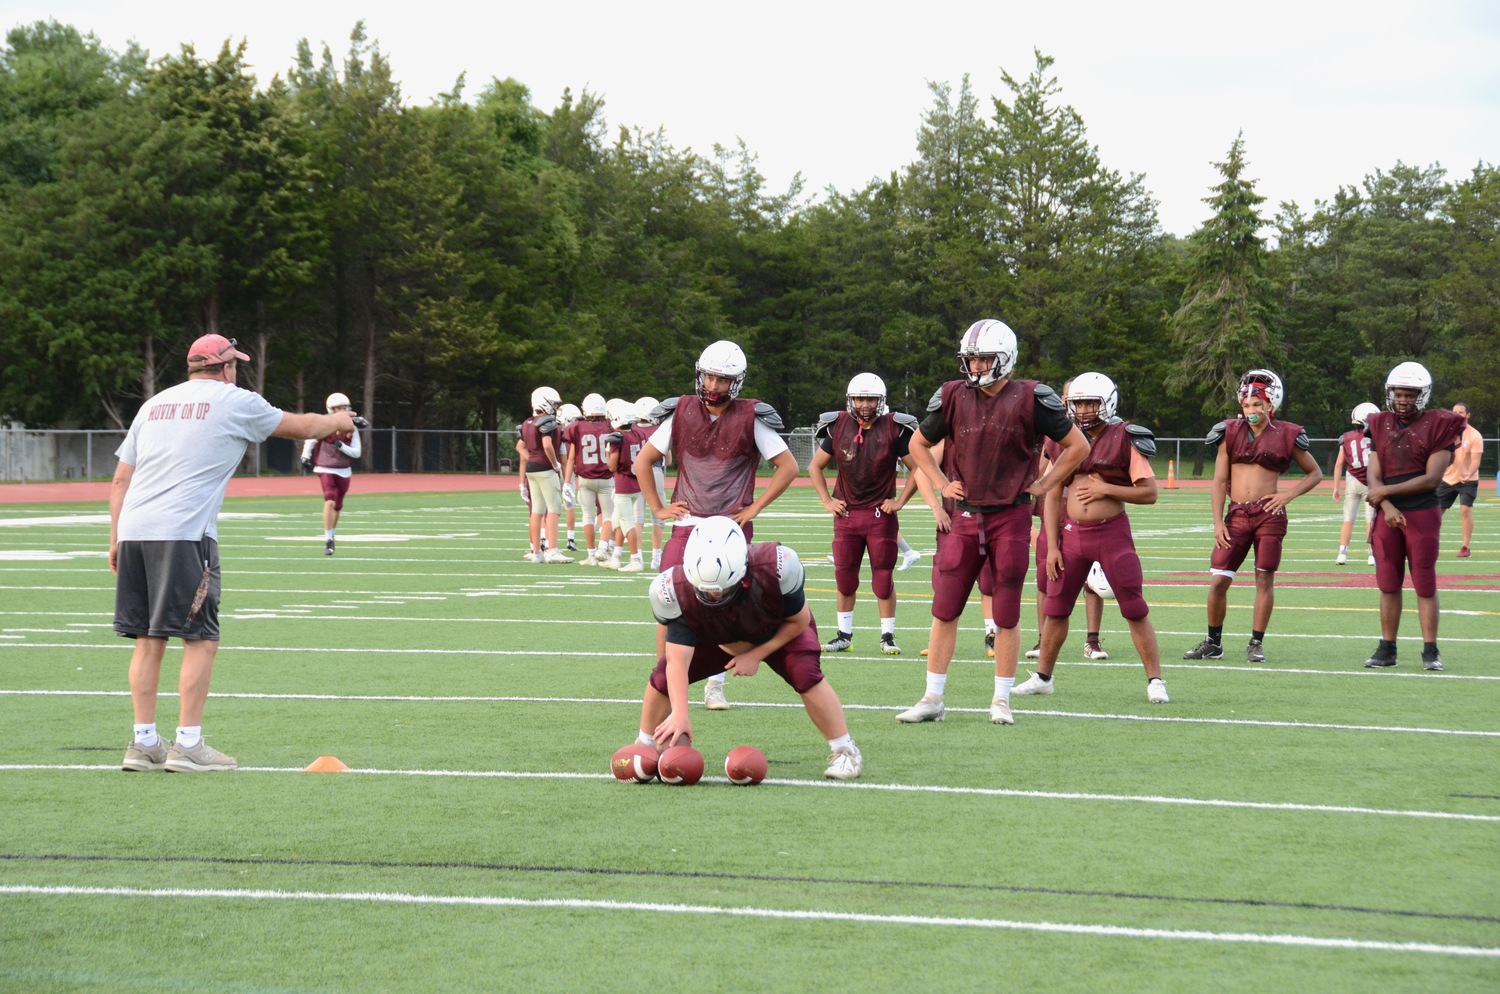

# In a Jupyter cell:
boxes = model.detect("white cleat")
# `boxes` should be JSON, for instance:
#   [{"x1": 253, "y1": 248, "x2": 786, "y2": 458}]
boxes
[
  {"x1": 599, "y1": 555, "x2": 621, "y2": 570},
  {"x1": 579, "y1": 555, "x2": 599, "y2": 567},
  {"x1": 895, "y1": 694, "x2": 945, "y2": 723},
  {"x1": 898, "y1": 549, "x2": 922, "y2": 571},
  {"x1": 1024, "y1": 643, "x2": 1041, "y2": 660},
  {"x1": 1335, "y1": 551, "x2": 1348, "y2": 565},
  {"x1": 542, "y1": 549, "x2": 574, "y2": 564},
  {"x1": 1367, "y1": 553, "x2": 1376, "y2": 565},
  {"x1": 522, "y1": 552, "x2": 538, "y2": 562},
  {"x1": 824, "y1": 745, "x2": 863, "y2": 780},
  {"x1": 1147, "y1": 678, "x2": 1169, "y2": 704},
  {"x1": 1012, "y1": 672, "x2": 1054, "y2": 696},
  {"x1": 1083, "y1": 641, "x2": 1110, "y2": 660},
  {"x1": 989, "y1": 696, "x2": 1014, "y2": 725},
  {"x1": 703, "y1": 681, "x2": 729, "y2": 710},
  {"x1": 618, "y1": 560, "x2": 644, "y2": 573}
]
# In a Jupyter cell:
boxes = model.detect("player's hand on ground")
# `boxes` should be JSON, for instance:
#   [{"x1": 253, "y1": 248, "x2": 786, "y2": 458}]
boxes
[
  {"x1": 822, "y1": 496, "x2": 848, "y2": 517},
  {"x1": 724, "y1": 652, "x2": 762, "y2": 678},
  {"x1": 652, "y1": 713, "x2": 692, "y2": 751}
]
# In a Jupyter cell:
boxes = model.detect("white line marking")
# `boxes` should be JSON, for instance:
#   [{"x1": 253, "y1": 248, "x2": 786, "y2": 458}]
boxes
[{"x1": 1, "y1": 884, "x2": 1494, "y2": 957}]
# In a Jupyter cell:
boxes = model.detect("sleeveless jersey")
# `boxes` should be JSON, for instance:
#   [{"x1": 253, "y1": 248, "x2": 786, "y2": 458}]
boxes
[
  {"x1": 1339, "y1": 428, "x2": 1371, "y2": 486},
  {"x1": 1066, "y1": 421, "x2": 1137, "y2": 489},
  {"x1": 827, "y1": 411, "x2": 910, "y2": 510},
  {"x1": 1367, "y1": 409, "x2": 1465, "y2": 483},
  {"x1": 1221, "y1": 418, "x2": 1305, "y2": 474},
  {"x1": 939, "y1": 378, "x2": 1041, "y2": 507},
  {"x1": 313, "y1": 434, "x2": 354, "y2": 470},
  {"x1": 519, "y1": 416, "x2": 556, "y2": 472},
  {"x1": 670, "y1": 544, "x2": 788, "y2": 645},
  {"x1": 563, "y1": 419, "x2": 617, "y2": 481},
  {"x1": 669, "y1": 395, "x2": 761, "y2": 515},
  {"x1": 611, "y1": 424, "x2": 652, "y2": 495}
]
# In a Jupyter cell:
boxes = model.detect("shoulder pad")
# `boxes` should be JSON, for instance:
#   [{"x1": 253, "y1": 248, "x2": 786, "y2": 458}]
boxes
[
  {"x1": 1125, "y1": 423, "x2": 1157, "y2": 458},
  {"x1": 926, "y1": 386, "x2": 945, "y2": 413},
  {"x1": 814, "y1": 411, "x2": 840, "y2": 442},
  {"x1": 1033, "y1": 382, "x2": 1064, "y2": 411},
  {"x1": 534, "y1": 415, "x2": 557, "y2": 434},
  {"x1": 649, "y1": 397, "x2": 680, "y2": 425},
  {"x1": 754, "y1": 402, "x2": 784, "y2": 432},
  {"x1": 1205, "y1": 421, "x2": 1227, "y2": 448},
  {"x1": 603, "y1": 431, "x2": 622, "y2": 446},
  {"x1": 892, "y1": 411, "x2": 920, "y2": 432},
  {"x1": 1294, "y1": 428, "x2": 1311, "y2": 450}
]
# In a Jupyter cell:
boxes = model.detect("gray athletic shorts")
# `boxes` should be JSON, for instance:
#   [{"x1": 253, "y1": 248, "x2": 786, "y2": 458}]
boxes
[{"x1": 114, "y1": 539, "x2": 221, "y2": 641}]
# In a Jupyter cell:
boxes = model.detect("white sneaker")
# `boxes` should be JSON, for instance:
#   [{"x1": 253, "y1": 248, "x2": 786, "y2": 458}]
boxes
[
  {"x1": 1335, "y1": 551, "x2": 1348, "y2": 565},
  {"x1": 824, "y1": 744, "x2": 863, "y2": 780},
  {"x1": 1367, "y1": 552, "x2": 1376, "y2": 565},
  {"x1": 703, "y1": 681, "x2": 729, "y2": 710},
  {"x1": 898, "y1": 549, "x2": 922, "y2": 571},
  {"x1": 1147, "y1": 679, "x2": 1169, "y2": 704},
  {"x1": 600, "y1": 555, "x2": 621, "y2": 570},
  {"x1": 1083, "y1": 641, "x2": 1110, "y2": 660},
  {"x1": 619, "y1": 560, "x2": 644, "y2": 573},
  {"x1": 543, "y1": 549, "x2": 575, "y2": 564},
  {"x1": 522, "y1": 552, "x2": 537, "y2": 562},
  {"x1": 895, "y1": 694, "x2": 945, "y2": 723},
  {"x1": 579, "y1": 554, "x2": 599, "y2": 566},
  {"x1": 1024, "y1": 643, "x2": 1041, "y2": 660},
  {"x1": 989, "y1": 696, "x2": 1015, "y2": 725},
  {"x1": 1013, "y1": 672, "x2": 1054, "y2": 696}
]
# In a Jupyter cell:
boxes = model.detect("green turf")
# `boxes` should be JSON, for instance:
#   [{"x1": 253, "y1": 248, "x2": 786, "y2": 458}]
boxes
[{"x1": 1, "y1": 487, "x2": 1497, "y2": 992}]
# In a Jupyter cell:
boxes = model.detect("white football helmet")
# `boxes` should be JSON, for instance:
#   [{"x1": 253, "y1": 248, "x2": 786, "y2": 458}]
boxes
[
  {"x1": 1085, "y1": 561, "x2": 1115, "y2": 600},
  {"x1": 1350, "y1": 402, "x2": 1380, "y2": 426},
  {"x1": 635, "y1": 396, "x2": 659, "y2": 423},
  {"x1": 957, "y1": 319, "x2": 1018, "y2": 388},
  {"x1": 325, "y1": 392, "x2": 351, "y2": 413},
  {"x1": 1065, "y1": 372, "x2": 1118, "y2": 431},
  {"x1": 1236, "y1": 369, "x2": 1284, "y2": 415},
  {"x1": 581, "y1": 392, "x2": 608, "y2": 420},
  {"x1": 846, "y1": 372, "x2": 888, "y2": 419},
  {"x1": 1385, "y1": 361, "x2": 1432, "y2": 416},
  {"x1": 531, "y1": 386, "x2": 561, "y2": 416},
  {"x1": 681, "y1": 516, "x2": 749, "y2": 604},
  {"x1": 696, "y1": 340, "x2": 747, "y2": 405},
  {"x1": 555, "y1": 403, "x2": 581, "y2": 427},
  {"x1": 606, "y1": 398, "x2": 635, "y2": 430}
]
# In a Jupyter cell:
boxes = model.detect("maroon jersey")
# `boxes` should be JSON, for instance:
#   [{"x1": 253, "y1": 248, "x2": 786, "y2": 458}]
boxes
[
  {"x1": 669, "y1": 395, "x2": 761, "y2": 515},
  {"x1": 1219, "y1": 418, "x2": 1306, "y2": 473},
  {"x1": 563, "y1": 420, "x2": 617, "y2": 480},
  {"x1": 610, "y1": 425, "x2": 651, "y2": 495},
  {"x1": 519, "y1": 415, "x2": 557, "y2": 472},
  {"x1": 1066, "y1": 421, "x2": 1137, "y2": 489},
  {"x1": 312, "y1": 434, "x2": 354, "y2": 470},
  {"x1": 821, "y1": 411, "x2": 913, "y2": 510},
  {"x1": 1338, "y1": 429, "x2": 1371, "y2": 486},
  {"x1": 932, "y1": 378, "x2": 1043, "y2": 508},
  {"x1": 1367, "y1": 409, "x2": 1465, "y2": 510},
  {"x1": 669, "y1": 544, "x2": 788, "y2": 645}
]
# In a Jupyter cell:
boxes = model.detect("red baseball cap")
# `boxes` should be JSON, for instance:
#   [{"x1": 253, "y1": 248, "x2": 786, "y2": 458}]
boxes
[{"x1": 187, "y1": 334, "x2": 250, "y2": 367}]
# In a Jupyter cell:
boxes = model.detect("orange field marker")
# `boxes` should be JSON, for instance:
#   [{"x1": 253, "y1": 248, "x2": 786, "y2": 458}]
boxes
[
  {"x1": 303, "y1": 755, "x2": 352, "y2": 772},
  {"x1": 1166, "y1": 459, "x2": 1178, "y2": 489}
]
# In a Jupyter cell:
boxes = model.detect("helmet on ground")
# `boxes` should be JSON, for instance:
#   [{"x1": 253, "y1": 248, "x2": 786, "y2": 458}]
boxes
[
  {"x1": 696, "y1": 341, "x2": 747, "y2": 405},
  {"x1": 1065, "y1": 372, "x2": 1118, "y2": 432},
  {"x1": 846, "y1": 372, "x2": 888, "y2": 419},
  {"x1": 1385, "y1": 361, "x2": 1432, "y2": 416},
  {"x1": 606, "y1": 398, "x2": 635, "y2": 430},
  {"x1": 1350, "y1": 402, "x2": 1380, "y2": 426},
  {"x1": 531, "y1": 386, "x2": 561, "y2": 416},
  {"x1": 581, "y1": 393, "x2": 608, "y2": 420},
  {"x1": 635, "y1": 396, "x2": 659, "y2": 423},
  {"x1": 325, "y1": 392, "x2": 351, "y2": 413},
  {"x1": 681, "y1": 516, "x2": 749, "y2": 604},
  {"x1": 556, "y1": 403, "x2": 581, "y2": 427},
  {"x1": 957, "y1": 319, "x2": 1018, "y2": 388},
  {"x1": 1237, "y1": 369, "x2": 1284, "y2": 416}
]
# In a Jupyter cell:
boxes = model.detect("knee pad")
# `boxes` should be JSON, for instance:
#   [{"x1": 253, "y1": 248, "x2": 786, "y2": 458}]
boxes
[{"x1": 871, "y1": 568, "x2": 894, "y2": 600}]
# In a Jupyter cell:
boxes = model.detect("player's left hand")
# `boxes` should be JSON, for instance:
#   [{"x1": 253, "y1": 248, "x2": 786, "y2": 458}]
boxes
[
  {"x1": 652, "y1": 712, "x2": 693, "y2": 751},
  {"x1": 879, "y1": 498, "x2": 899, "y2": 515},
  {"x1": 1261, "y1": 493, "x2": 1292, "y2": 515},
  {"x1": 724, "y1": 652, "x2": 763, "y2": 678},
  {"x1": 730, "y1": 505, "x2": 758, "y2": 526}
]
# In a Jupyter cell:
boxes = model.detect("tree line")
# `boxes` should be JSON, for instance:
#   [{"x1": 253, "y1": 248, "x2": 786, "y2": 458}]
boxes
[{"x1": 2, "y1": 21, "x2": 1495, "y2": 449}]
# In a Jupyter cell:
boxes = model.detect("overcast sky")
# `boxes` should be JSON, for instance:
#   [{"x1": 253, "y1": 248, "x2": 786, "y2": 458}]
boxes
[{"x1": 10, "y1": 1, "x2": 1498, "y2": 236}]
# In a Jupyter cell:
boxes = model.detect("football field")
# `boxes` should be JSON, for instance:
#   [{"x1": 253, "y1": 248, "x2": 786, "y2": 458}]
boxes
[{"x1": 1, "y1": 485, "x2": 1497, "y2": 992}]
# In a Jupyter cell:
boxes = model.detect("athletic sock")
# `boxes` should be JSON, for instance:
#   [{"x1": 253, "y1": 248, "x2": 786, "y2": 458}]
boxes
[
  {"x1": 1034, "y1": 672, "x2": 1052, "y2": 683},
  {"x1": 175, "y1": 726, "x2": 202, "y2": 749},
  {"x1": 1338, "y1": 545, "x2": 1348, "y2": 555},
  {"x1": 994, "y1": 675, "x2": 1015, "y2": 702},
  {"x1": 1424, "y1": 641, "x2": 1439, "y2": 655},
  {"x1": 1251, "y1": 630, "x2": 1265, "y2": 642},
  {"x1": 636, "y1": 730, "x2": 656, "y2": 748},
  {"x1": 134, "y1": 723, "x2": 158, "y2": 747},
  {"x1": 880, "y1": 617, "x2": 896, "y2": 636},
  {"x1": 925, "y1": 672, "x2": 947, "y2": 698},
  {"x1": 1208, "y1": 626, "x2": 1223, "y2": 645},
  {"x1": 707, "y1": 672, "x2": 726, "y2": 688},
  {"x1": 836, "y1": 611, "x2": 854, "y2": 634},
  {"x1": 827, "y1": 733, "x2": 853, "y2": 751},
  {"x1": 984, "y1": 619, "x2": 998, "y2": 635},
  {"x1": 325, "y1": 529, "x2": 335, "y2": 540},
  {"x1": 1086, "y1": 631, "x2": 1099, "y2": 641},
  {"x1": 896, "y1": 535, "x2": 913, "y2": 554}
]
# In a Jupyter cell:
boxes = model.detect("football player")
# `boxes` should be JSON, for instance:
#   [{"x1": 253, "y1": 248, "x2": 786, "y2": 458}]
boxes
[
  {"x1": 300, "y1": 391, "x2": 363, "y2": 556},
  {"x1": 809, "y1": 373, "x2": 923, "y2": 655},
  {"x1": 632, "y1": 340, "x2": 799, "y2": 710},
  {"x1": 603, "y1": 398, "x2": 649, "y2": 572},
  {"x1": 634, "y1": 397, "x2": 666, "y2": 571},
  {"x1": 562, "y1": 393, "x2": 618, "y2": 565},
  {"x1": 1182, "y1": 369, "x2": 1322, "y2": 663},
  {"x1": 1331, "y1": 402, "x2": 1380, "y2": 566},
  {"x1": 555, "y1": 403, "x2": 582, "y2": 550},
  {"x1": 516, "y1": 386, "x2": 573, "y2": 563},
  {"x1": 1362, "y1": 363, "x2": 1467, "y2": 670},
  {"x1": 1436, "y1": 401, "x2": 1483, "y2": 559},
  {"x1": 1014, "y1": 373, "x2": 1168, "y2": 703},
  {"x1": 633, "y1": 517, "x2": 863, "y2": 779},
  {"x1": 897, "y1": 318, "x2": 1089, "y2": 726}
]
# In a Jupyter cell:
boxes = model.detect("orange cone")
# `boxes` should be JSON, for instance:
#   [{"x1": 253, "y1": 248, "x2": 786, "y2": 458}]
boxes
[
  {"x1": 1166, "y1": 459, "x2": 1178, "y2": 489},
  {"x1": 303, "y1": 755, "x2": 351, "y2": 772}
]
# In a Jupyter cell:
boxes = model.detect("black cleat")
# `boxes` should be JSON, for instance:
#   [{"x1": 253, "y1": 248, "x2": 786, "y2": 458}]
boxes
[
  {"x1": 1364, "y1": 643, "x2": 1398, "y2": 668},
  {"x1": 1422, "y1": 647, "x2": 1444, "y2": 672},
  {"x1": 324, "y1": 538, "x2": 335, "y2": 556},
  {"x1": 1183, "y1": 638, "x2": 1223, "y2": 660}
]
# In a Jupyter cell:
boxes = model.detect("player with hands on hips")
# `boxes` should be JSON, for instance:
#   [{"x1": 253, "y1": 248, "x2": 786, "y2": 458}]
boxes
[
  {"x1": 301, "y1": 391, "x2": 364, "y2": 556},
  {"x1": 633, "y1": 517, "x2": 863, "y2": 779}
]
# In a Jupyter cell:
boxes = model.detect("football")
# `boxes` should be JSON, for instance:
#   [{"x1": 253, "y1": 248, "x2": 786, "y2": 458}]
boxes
[
  {"x1": 657, "y1": 745, "x2": 704, "y2": 786},
  {"x1": 1085, "y1": 561, "x2": 1114, "y2": 599},
  {"x1": 610, "y1": 744, "x2": 658, "y2": 783},
  {"x1": 724, "y1": 745, "x2": 767, "y2": 785}
]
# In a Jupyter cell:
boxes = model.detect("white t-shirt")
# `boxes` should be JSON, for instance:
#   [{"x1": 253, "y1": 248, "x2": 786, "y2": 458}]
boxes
[
  {"x1": 648, "y1": 415, "x2": 789, "y2": 460},
  {"x1": 116, "y1": 378, "x2": 285, "y2": 541}
]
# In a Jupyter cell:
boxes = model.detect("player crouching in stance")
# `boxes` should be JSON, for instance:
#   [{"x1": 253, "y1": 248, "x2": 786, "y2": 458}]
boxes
[
  {"x1": 809, "y1": 373, "x2": 923, "y2": 655},
  {"x1": 633, "y1": 517, "x2": 863, "y2": 780},
  {"x1": 1183, "y1": 369, "x2": 1322, "y2": 664},
  {"x1": 1362, "y1": 362, "x2": 1466, "y2": 671},
  {"x1": 300, "y1": 392, "x2": 366, "y2": 556},
  {"x1": 1014, "y1": 373, "x2": 1168, "y2": 703}
]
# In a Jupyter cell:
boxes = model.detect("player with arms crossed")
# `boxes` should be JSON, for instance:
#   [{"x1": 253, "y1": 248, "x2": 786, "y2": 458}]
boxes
[
  {"x1": 1182, "y1": 369, "x2": 1322, "y2": 664},
  {"x1": 633, "y1": 341, "x2": 799, "y2": 710},
  {"x1": 896, "y1": 318, "x2": 1088, "y2": 725},
  {"x1": 632, "y1": 517, "x2": 863, "y2": 779},
  {"x1": 1362, "y1": 362, "x2": 1467, "y2": 671},
  {"x1": 809, "y1": 373, "x2": 923, "y2": 655},
  {"x1": 1332, "y1": 403, "x2": 1380, "y2": 566},
  {"x1": 1014, "y1": 373, "x2": 1168, "y2": 703}
]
